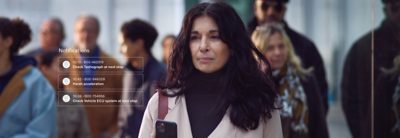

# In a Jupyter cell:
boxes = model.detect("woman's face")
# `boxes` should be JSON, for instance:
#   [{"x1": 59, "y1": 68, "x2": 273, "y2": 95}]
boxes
[
  {"x1": 264, "y1": 32, "x2": 288, "y2": 70},
  {"x1": 189, "y1": 15, "x2": 230, "y2": 74},
  {"x1": 0, "y1": 34, "x2": 12, "y2": 57}
]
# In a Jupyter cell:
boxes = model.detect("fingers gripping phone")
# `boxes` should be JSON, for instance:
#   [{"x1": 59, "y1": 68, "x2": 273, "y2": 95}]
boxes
[{"x1": 156, "y1": 120, "x2": 177, "y2": 138}]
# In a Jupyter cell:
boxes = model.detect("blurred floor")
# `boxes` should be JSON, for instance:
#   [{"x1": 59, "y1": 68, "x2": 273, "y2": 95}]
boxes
[{"x1": 327, "y1": 102, "x2": 352, "y2": 138}]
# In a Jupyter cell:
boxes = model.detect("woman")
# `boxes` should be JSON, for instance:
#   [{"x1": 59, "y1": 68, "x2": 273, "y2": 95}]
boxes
[
  {"x1": 0, "y1": 17, "x2": 56, "y2": 137},
  {"x1": 139, "y1": 2, "x2": 282, "y2": 138},
  {"x1": 251, "y1": 24, "x2": 328, "y2": 138}
]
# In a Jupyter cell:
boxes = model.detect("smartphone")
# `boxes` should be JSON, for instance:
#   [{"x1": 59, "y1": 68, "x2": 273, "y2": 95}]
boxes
[{"x1": 155, "y1": 120, "x2": 177, "y2": 138}]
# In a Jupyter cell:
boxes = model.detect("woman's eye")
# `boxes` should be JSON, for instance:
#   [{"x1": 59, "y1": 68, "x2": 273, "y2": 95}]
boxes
[
  {"x1": 210, "y1": 35, "x2": 220, "y2": 39},
  {"x1": 278, "y1": 44, "x2": 285, "y2": 49},
  {"x1": 190, "y1": 35, "x2": 199, "y2": 40},
  {"x1": 267, "y1": 45, "x2": 274, "y2": 51}
]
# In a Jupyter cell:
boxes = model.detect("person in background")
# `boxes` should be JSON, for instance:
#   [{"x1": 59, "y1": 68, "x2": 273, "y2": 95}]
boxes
[
  {"x1": 118, "y1": 19, "x2": 166, "y2": 138},
  {"x1": 252, "y1": 23, "x2": 329, "y2": 138},
  {"x1": 376, "y1": 55, "x2": 400, "y2": 138},
  {"x1": 63, "y1": 14, "x2": 122, "y2": 138},
  {"x1": 139, "y1": 2, "x2": 282, "y2": 138},
  {"x1": 248, "y1": 0, "x2": 328, "y2": 113},
  {"x1": 26, "y1": 17, "x2": 65, "y2": 60},
  {"x1": 38, "y1": 51, "x2": 91, "y2": 138},
  {"x1": 0, "y1": 17, "x2": 56, "y2": 137},
  {"x1": 342, "y1": 0, "x2": 400, "y2": 137},
  {"x1": 160, "y1": 34, "x2": 176, "y2": 65}
]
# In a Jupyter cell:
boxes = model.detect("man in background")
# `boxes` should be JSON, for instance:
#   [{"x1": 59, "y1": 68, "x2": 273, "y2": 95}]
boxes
[
  {"x1": 118, "y1": 19, "x2": 166, "y2": 138},
  {"x1": 63, "y1": 15, "x2": 123, "y2": 138},
  {"x1": 26, "y1": 17, "x2": 65, "y2": 60},
  {"x1": 342, "y1": 0, "x2": 400, "y2": 137},
  {"x1": 160, "y1": 34, "x2": 176, "y2": 65}
]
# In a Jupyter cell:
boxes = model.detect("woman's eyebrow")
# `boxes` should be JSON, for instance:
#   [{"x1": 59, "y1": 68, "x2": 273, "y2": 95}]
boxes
[
  {"x1": 190, "y1": 31, "x2": 199, "y2": 34},
  {"x1": 209, "y1": 29, "x2": 218, "y2": 33},
  {"x1": 190, "y1": 29, "x2": 218, "y2": 34}
]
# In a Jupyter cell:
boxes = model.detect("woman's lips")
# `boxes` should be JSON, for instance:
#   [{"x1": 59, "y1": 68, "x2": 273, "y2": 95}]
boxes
[{"x1": 198, "y1": 57, "x2": 213, "y2": 64}]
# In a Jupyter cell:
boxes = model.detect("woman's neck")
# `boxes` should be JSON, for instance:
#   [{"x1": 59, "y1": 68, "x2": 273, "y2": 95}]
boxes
[
  {"x1": 194, "y1": 69, "x2": 224, "y2": 79},
  {"x1": 186, "y1": 69, "x2": 225, "y2": 91},
  {"x1": 0, "y1": 52, "x2": 12, "y2": 76}
]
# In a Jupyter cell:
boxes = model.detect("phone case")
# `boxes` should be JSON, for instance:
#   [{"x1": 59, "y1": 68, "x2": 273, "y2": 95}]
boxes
[{"x1": 156, "y1": 120, "x2": 177, "y2": 138}]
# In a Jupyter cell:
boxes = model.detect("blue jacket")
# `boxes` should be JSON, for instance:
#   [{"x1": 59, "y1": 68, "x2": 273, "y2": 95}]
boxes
[
  {"x1": 119, "y1": 57, "x2": 166, "y2": 138},
  {"x1": 0, "y1": 67, "x2": 57, "y2": 138}
]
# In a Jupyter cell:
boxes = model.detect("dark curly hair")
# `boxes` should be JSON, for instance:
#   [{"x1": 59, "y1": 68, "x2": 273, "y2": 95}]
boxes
[
  {"x1": 0, "y1": 17, "x2": 32, "y2": 57},
  {"x1": 120, "y1": 19, "x2": 158, "y2": 55},
  {"x1": 159, "y1": 2, "x2": 277, "y2": 131}
]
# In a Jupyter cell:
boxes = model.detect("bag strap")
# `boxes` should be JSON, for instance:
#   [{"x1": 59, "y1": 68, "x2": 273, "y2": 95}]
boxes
[
  {"x1": 0, "y1": 66, "x2": 32, "y2": 117},
  {"x1": 157, "y1": 89, "x2": 168, "y2": 120}
]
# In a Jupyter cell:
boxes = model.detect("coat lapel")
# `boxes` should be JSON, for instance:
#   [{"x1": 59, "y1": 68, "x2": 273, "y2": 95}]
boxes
[
  {"x1": 0, "y1": 66, "x2": 32, "y2": 117},
  {"x1": 164, "y1": 96, "x2": 193, "y2": 138},
  {"x1": 164, "y1": 96, "x2": 237, "y2": 138}
]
